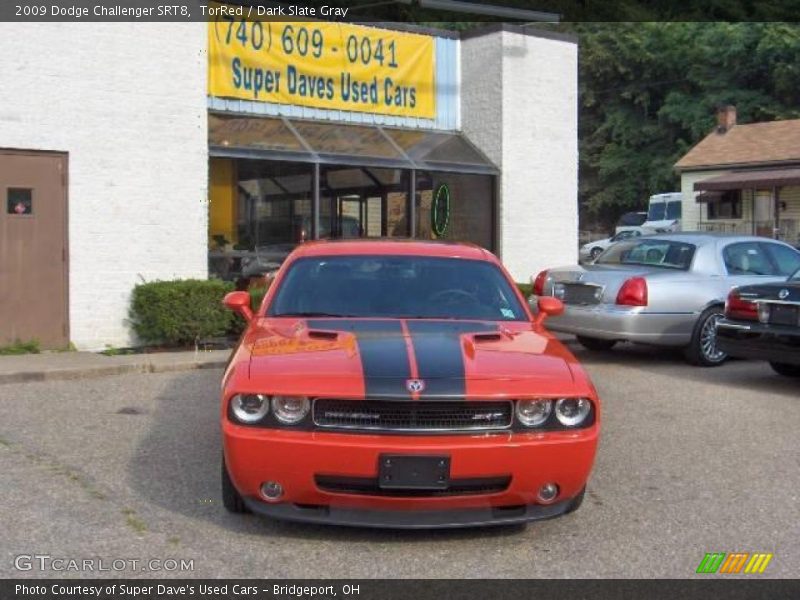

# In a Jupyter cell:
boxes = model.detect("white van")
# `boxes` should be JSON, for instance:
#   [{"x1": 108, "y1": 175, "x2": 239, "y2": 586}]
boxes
[{"x1": 642, "y1": 193, "x2": 682, "y2": 232}]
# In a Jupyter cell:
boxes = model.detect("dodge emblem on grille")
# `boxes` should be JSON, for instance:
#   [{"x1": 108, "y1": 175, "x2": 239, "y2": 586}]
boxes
[
  {"x1": 406, "y1": 379, "x2": 425, "y2": 393},
  {"x1": 778, "y1": 288, "x2": 790, "y2": 299}
]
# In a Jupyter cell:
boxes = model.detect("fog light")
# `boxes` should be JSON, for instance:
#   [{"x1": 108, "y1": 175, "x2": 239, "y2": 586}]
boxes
[
  {"x1": 537, "y1": 482, "x2": 559, "y2": 503},
  {"x1": 260, "y1": 481, "x2": 284, "y2": 501}
]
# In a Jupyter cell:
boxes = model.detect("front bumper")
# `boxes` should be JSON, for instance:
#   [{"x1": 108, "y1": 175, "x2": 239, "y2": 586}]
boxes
[
  {"x1": 242, "y1": 495, "x2": 576, "y2": 529},
  {"x1": 543, "y1": 301, "x2": 693, "y2": 346},
  {"x1": 224, "y1": 424, "x2": 597, "y2": 528},
  {"x1": 716, "y1": 319, "x2": 800, "y2": 364}
]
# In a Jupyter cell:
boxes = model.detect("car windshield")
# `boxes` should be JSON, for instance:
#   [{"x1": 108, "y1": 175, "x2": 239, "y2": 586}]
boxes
[
  {"x1": 595, "y1": 240, "x2": 696, "y2": 270},
  {"x1": 269, "y1": 255, "x2": 528, "y2": 321}
]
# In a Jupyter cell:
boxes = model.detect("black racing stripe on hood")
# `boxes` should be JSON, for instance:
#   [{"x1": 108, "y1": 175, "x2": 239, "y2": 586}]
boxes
[
  {"x1": 306, "y1": 320, "x2": 411, "y2": 398},
  {"x1": 406, "y1": 321, "x2": 498, "y2": 398}
]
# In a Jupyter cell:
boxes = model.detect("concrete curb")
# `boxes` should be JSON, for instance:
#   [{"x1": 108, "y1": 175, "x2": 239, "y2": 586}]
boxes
[{"x1": 0, "y1": 353, "x2": 229, "y2": 386}]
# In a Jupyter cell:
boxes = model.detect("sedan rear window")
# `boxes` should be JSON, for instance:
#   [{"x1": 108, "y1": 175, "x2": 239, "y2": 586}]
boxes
[
  {"x1": 594, "y1": 240, "x2": 696, "y2": 270},
  {"x1": 268, "y1": 255, "x2": 528, "y2": 321}
]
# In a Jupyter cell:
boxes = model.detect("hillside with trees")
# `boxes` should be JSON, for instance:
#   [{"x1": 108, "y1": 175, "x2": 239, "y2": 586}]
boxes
[{"x1": 570, "y1": 23, "x2": 800, "y2": 229}]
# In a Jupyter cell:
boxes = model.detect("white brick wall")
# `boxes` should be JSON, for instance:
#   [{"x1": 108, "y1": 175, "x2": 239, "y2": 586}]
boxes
[
  {"x1": 0, "y1": 23, "x2": 208, "y2": 350},
  {"x1": 461, "y1": 29, "x2": 578, "y2": 282}
]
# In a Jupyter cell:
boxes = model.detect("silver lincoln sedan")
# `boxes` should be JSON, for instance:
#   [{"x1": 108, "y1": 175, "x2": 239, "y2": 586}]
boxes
[{"x1": 533, "y1": 233, "x2": 800, "y2": 366}]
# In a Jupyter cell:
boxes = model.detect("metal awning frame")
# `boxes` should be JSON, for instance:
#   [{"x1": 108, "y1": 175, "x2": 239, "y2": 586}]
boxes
[{"x1": 208, "y1": 113, "x2": 500, "y2": 176}]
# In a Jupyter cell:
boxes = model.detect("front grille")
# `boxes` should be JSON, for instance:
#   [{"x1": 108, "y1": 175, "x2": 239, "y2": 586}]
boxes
[
  {"x1": 315, "y1": 475, "x2": 511, "y2": 497},
  {"x1": 313, "y1": 399, "x2": 513, "y2": 432},
  {"x1": 561, "y1": 283, "x2": 603, "y2": 305}
]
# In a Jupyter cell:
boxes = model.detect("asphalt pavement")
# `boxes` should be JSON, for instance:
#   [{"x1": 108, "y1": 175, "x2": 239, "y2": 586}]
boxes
[{"x1": 0, "y1": 341, "x2": 797, "y2": 578}]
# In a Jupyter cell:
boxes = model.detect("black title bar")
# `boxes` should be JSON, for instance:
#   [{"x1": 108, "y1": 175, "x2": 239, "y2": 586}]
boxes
[
  {"x1": 1, "y1": 0, "x2": 799, "y2": 22},
  {"x1": 4, "y1": 579, "x2": 800, "y2": 600}
]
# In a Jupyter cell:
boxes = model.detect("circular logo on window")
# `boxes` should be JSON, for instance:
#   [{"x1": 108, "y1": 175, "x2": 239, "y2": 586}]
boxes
[{"x1": 431, "y1": 184, "x2": 450, "y2": 238}]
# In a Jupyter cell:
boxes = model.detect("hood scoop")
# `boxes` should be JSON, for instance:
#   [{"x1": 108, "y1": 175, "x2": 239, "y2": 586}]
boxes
[{"x1": 308, "y1": 329, "x2": 339, "y2": 341}]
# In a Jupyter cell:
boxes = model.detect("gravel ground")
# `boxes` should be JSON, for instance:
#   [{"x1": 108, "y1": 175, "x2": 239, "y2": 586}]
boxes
[{"x1": 0, "y1": 340, "x2": 797, "y2": 578}]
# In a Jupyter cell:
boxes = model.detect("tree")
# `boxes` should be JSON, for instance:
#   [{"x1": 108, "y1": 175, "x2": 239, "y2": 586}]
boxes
[{"x1": 570, "y1": 23, "x2": 800, "y2": 229}]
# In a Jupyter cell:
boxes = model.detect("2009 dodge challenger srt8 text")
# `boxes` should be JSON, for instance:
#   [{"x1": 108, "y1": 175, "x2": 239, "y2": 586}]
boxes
[{"x1": 220, "y1": 240, "x2": 600, "y2": 528}]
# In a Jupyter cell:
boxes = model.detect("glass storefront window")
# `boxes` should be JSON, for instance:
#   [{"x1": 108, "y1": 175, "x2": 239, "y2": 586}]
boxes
[
  {"x1": 320, "y1": 166, "x2": 409, "y2": 239},
  {"x1": 209, "y1": 160, "x2": 313, "y2": 283},
  {"x1": 415, "y1": 171, "x2": 494, "y2": 249},
  {"x1": 208, "y1": 160, "x2": 494, "y2": 285}
]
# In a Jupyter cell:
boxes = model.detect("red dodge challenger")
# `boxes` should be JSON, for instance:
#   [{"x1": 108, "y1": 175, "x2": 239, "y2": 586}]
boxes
[{"x1": 220, "y1": 240, "x2": 600, "y2": 528}]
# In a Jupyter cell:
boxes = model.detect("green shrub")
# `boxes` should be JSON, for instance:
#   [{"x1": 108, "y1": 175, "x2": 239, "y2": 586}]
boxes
[
  {"x1": 249, "y1": 287, "x2": 267, "y2": 313},
  {"x1": 130, "y1": 279, "x2": 237, "y2": 345},
  {"x1": 0, "y1": 339, "x2": 40, "y2": 355}
]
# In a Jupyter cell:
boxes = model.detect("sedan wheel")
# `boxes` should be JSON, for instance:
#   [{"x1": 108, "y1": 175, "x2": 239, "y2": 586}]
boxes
[
  {"x1": 590, "y1": 247, "x2": 603, "y2": 260},
  {"x1": 685, "y1": 307, "x2": 727, "y2": 367},
  {"x1": 769, "y1": 362, "x2": 800, "y2": 377},
  {"x1": 576, "y1": 336, "x2": 617, "y2": 352}
]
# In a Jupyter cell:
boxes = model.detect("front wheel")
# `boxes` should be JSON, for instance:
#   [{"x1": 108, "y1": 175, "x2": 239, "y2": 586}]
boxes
[
  {"x1": 769, "y1": 362, "x2": 800, "y2": 377},
  {"x1": 222, "y1": 455, "x2": 248, "y2": 514},
  {"x1": 576, "y1": 336, "x2": 617, "y2": 351},
  {"x1": 684, "y1": 306, "x2": 727, "y2": 367},
  {"x1": 590, "y1": 247, "x2": 604, "y2": 260}
]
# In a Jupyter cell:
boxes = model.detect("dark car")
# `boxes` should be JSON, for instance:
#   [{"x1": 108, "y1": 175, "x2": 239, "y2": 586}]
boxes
[
  {"x1": 617, "y1": 211, "x2": 647, "y2": 228},
  {"x1": 717, "y1": 267, "x2": 800, "y2": 377}
]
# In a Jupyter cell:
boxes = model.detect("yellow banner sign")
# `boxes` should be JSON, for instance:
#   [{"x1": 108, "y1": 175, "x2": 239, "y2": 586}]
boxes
[{"x1": 208, "y1": 18, "x2": 436, "y2": 119}]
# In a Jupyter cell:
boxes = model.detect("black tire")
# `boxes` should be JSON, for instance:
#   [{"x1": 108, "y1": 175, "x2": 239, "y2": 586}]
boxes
[
  {"x1": 684, "y1": 306, "x2": 727, "y2": 367},
  {"x1": 576, "y1": 336, "x2": 617, "y2": 351},
  {"x1": 769, "y1": 362, "x2": 800, "y2": 377},
  {"x1": 590, "y1": 247, "x2": 604, "y2": 260},
  {"x1": 221, "y1": 456, "x2": 248, "y2": 514},
  {"x1": 565, "y1": 487, "x2": 585, "y2": 514}
]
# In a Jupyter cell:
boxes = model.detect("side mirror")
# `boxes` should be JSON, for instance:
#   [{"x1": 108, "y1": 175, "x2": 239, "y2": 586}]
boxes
[
  {"x1": 223, "y1": 291, "x2": 253, "y2": 323},
  {"x1": 533, "y1": 297, "x2": 564, "y2": 327}
]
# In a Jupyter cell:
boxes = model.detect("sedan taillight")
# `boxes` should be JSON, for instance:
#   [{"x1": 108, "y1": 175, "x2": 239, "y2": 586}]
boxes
[
  {"x1": 725, "y1": 289, "x2": 757, "y2": 321},
  {"x1": 616, "y1": 277, "x2": 648, "y2": 306}
]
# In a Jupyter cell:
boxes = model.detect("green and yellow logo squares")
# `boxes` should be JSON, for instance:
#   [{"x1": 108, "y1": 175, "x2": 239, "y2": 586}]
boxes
[{"x1": 696, "y1": 552, "x2": 773, "y2": 574}]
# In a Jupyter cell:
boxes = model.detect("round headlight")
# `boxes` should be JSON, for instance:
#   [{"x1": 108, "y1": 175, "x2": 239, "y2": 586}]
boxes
[
  {"x1": 230, "y1": 394, "x2": 269, "y2": 424},
  {"x1": 554, "y1": 398, "x2": 592, "y2": 427},
  {"x1": 516, "y1": 399, "x2": 552, "y2": 427},
  {"x1": 271, "y1": 396, "x2": 311, "y2": 425}
]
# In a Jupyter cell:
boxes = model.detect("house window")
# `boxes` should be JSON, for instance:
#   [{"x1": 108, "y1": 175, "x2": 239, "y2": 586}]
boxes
[
  {"x1": 7, "y1": 188, "x2": 33, "y2": 215},
  {"x1": 707, "y1": 190, "x2": 742, "y2": 220}
]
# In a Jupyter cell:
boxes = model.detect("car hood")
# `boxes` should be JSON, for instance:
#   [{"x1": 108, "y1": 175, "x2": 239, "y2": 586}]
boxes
[{"x1": 244, "y1": 318, "x2": 576, "y2": 398}]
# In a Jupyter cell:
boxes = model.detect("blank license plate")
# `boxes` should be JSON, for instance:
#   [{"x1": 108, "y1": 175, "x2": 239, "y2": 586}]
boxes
[
  {"x1": 378, "y1": 455, "x2": 450, "y2": 490},
  {"x1": 770, "y1": 305, "x2": 799, "y2": 326}
]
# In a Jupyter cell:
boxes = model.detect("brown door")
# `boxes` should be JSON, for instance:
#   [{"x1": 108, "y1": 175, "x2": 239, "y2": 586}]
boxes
[{"x1": 0, "y1": 150, "x2": 68, "y2": 349}]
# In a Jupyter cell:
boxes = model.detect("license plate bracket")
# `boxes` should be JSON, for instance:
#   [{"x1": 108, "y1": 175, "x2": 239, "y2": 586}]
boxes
[
  {"x1": 378, "y1": 455, "x2": 450, "y2": 490},
  {"x1": 769, "y1": 304, "x2": 799, "y2": 326}
]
